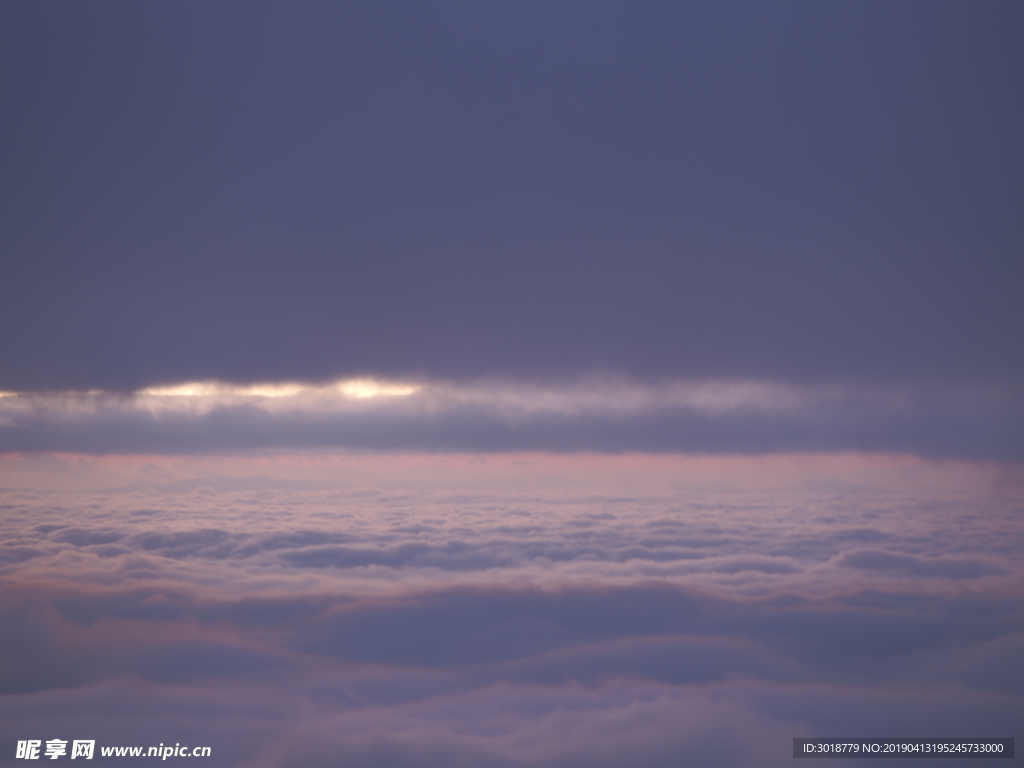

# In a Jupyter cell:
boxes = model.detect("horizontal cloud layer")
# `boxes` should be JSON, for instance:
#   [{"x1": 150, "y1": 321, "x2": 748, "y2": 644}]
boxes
[
  {"x1": 1, "y1": 377, "x2": 1020, "y2": 458},
  {"x1": 1, "y1": 453, "x2": 1022, "y2": 766}
]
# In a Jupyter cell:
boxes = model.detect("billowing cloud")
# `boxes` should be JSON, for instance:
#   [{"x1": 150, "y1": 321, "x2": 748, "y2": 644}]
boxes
[
  {"x1": 0, "y1": 377, "x2": 1019, "y2": 458},
  {"x1": 1, "y1": 453, "x2": 1021, "y2": 766}
]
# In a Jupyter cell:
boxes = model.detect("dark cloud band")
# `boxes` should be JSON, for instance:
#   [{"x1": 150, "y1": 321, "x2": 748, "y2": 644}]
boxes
[{"x1": 1, "y1": 378, "x2": 1019, "y2": 458}]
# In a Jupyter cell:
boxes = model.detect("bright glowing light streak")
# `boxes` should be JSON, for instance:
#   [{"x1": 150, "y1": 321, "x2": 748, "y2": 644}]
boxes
[
  {"x1": 137, "y1": 379, "x2": 422, "y2": 400},
  {"x1": 140, "y1": 382, "x2": 224, "y2": 397},
  {"x1": 336, "y1": 379, "x2": 421, "y2": 398},
  {"x1": 234, "y1": 383, "x2": 307, "y2": 398}
]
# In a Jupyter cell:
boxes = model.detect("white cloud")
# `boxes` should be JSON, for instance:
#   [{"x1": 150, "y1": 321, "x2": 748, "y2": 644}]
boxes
[{"x1": 1, "y1": 452, "x2": 1022, "y2": 767}]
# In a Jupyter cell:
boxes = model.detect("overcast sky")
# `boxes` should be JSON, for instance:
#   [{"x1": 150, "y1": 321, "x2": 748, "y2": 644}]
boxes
[
  {"x1": 2, "y1": 7, "x2": 1023, "y2": 765},
  {"x1": 3, "y1": 1, "x2": 1022, "y2": 393}
]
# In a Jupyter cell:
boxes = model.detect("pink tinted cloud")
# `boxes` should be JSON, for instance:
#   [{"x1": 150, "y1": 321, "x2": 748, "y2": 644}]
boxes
[{"x1": 1, "y1": 451, "x2": 1022, "y2": 766}]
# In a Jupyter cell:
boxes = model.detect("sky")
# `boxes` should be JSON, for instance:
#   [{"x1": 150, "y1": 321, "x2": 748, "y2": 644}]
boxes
[
  {"x1": 1, "y1": 2, "x2": 1023, "y2": 766},
  {"x1": 2, "y1": 1, "x2": 1022, "y2": 396}
]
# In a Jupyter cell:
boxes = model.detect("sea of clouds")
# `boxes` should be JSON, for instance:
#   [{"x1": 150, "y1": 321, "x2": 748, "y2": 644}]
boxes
[{"x1": 1, "y1": 453, "x2": 1022, "y2": 766}]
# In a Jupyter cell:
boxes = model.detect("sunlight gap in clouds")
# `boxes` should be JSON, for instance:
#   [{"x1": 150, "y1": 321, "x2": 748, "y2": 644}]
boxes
[
  {"x1": 140, "y1": 378, "x2": 421, "y2": 400},
  {"x1": 5, "y1": 376, "x2": 1014, "y2": 419},
  {"x1": 0, "y1": 377, "x2": 829, "y2": 433},
  {"x1": 0, "y1": 377, "x2": 1019, "y2": 457},
  {"x1": 15, "y1": 377, "x2": 820, "y2": 416}
]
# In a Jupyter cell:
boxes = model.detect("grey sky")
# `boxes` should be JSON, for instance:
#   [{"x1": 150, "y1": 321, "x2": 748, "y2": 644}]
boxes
[{"x1": 2, "y1": 1, "x2": 1022, "y2": 392}]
